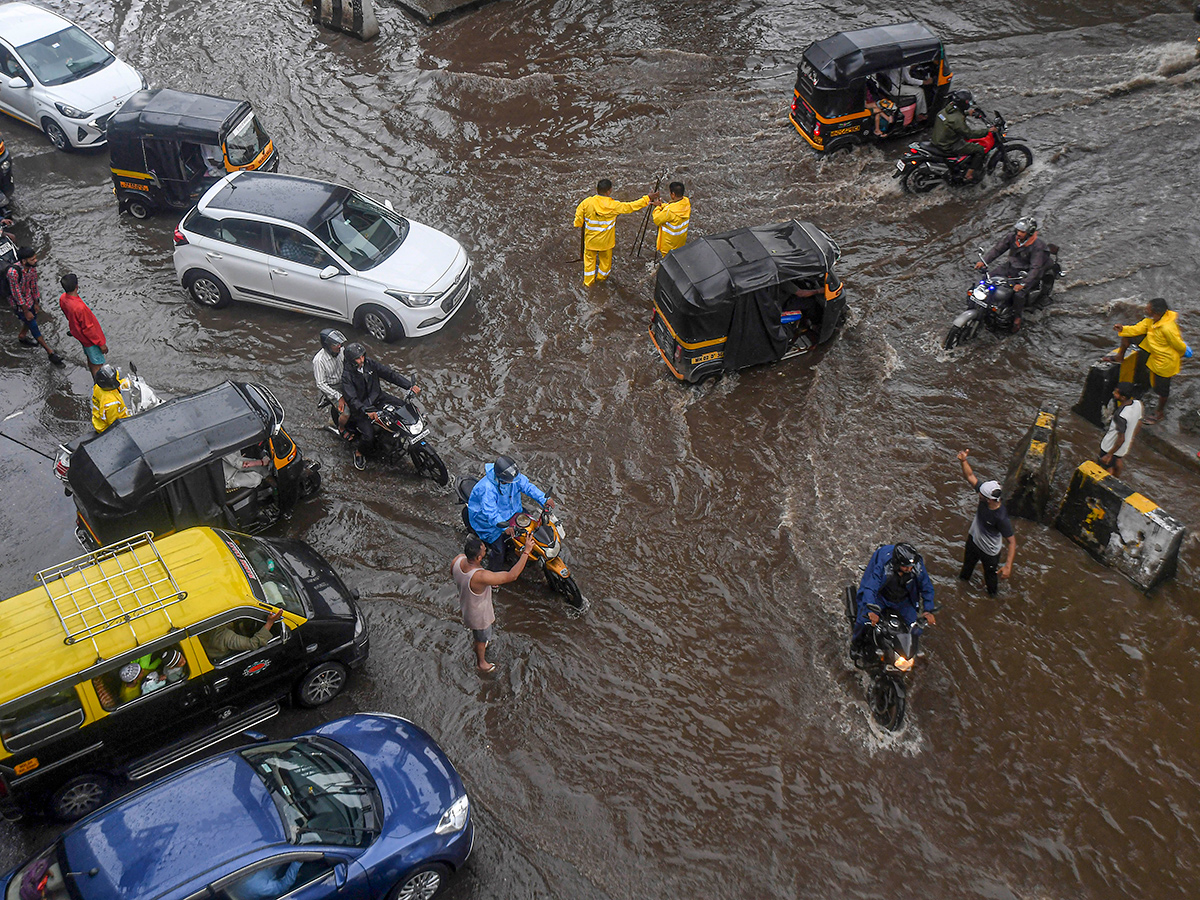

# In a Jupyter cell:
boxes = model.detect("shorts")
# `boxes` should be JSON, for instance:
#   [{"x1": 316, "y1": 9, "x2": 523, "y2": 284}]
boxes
[
  {"x1": 84, "y1": 345, "x2": 106, "y2": 365},
  {"x1": 470, "y1": 626, "x2": 493, "y2": 643},
  {"x1": 13, "y1": 308, "x2": 40, "y2": 339},
  {"x1": 1150, "y1": 372, "x2": 1171, "y2": 398}
]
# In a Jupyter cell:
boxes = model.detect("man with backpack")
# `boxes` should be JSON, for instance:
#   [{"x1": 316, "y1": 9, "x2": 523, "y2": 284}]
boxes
[{"x1": 6, "y1": 246, "x2": 64, "y2": 367}]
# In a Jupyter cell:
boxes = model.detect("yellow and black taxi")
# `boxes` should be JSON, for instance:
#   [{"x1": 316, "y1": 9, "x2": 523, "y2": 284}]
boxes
[
  {"x1": 0, "y1": 527, "x2": 368, "y2": 821},
  {"x1": 789, "y1": 21, "x2": 953, "y2": 154},
  {"x1": 649, "y1": 220, "x2": 845, "y2": 384},
  {"x1": 108, "y1": 88, "x2": 276, "y2": 219}
]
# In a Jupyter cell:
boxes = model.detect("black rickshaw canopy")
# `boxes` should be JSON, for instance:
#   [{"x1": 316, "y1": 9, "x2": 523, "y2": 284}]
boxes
[
  {"x1": 109, "y1": 89, "x2": 252, "y2": 148},
  {"x1": 803, "y1": 21, "x2": 943, "y2": 86},
  {"x1": 68, "y1": 382, "x2": 275, "y2": 515}
]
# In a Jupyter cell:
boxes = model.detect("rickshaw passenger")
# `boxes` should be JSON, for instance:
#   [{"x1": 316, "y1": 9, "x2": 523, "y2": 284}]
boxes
[
  {"x1": 223, "y1": 446, "x2": 272, "y2": 491},
  {"x1": 864, "y1": 78, "x2": 896, "y2": 137},
  {"x1": 201, "y1": 144, "x2": 225, "y2": 177},
  {"x1": 889, "y1": 65, "x2": 932, "y2": 119}
]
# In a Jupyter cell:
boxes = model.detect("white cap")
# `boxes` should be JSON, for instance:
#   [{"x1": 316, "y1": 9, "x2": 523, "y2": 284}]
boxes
[{"x1": 979, "y1": 480, "x2": 1002, "y2": 501}]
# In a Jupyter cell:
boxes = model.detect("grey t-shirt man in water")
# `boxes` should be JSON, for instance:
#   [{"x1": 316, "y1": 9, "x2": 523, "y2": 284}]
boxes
[{"x1": 956, "y1": 449, "x2": 1017, "y2": 596}]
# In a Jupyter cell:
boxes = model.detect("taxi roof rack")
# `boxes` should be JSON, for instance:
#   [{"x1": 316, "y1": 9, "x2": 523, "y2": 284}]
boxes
[{"x1": 38, "y1": 532, "x2": 188, "y2": 654}]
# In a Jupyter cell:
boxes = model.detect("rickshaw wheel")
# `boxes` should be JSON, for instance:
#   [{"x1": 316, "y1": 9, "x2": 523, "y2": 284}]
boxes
[
  {"x1": 300, "y1": 466, "x2": 322, "y2": 498},
  {"x1": 127, "y1": 199, "x2": 151, "y2": 219},
  {"x1": 186, "y1": 270, "x2": 232, "y2": 308},
  {"x1": 41, "y1": 118, "x2": 71, "y2": 152}
]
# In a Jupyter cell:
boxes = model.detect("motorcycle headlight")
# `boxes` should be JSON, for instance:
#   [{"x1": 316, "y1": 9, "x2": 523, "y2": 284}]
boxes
[
  {"x1": 435, "y1": 794, "x2": 469, "y2": 835},
  {"x1": 893, "y1": 655, "x2": 914, "y2": 672},
  {"x1": 972, "y1": 287, "x2": 988, "y2": 300},
  {"x1": 407, "y1": 421, "x2": 424, "y2": 436},
  {"x1": 55, "y1": 103, "x2": 91, "y2": 119},
  {"x1": 385, "y1": 289, "x2": 438, "y2": 308}
]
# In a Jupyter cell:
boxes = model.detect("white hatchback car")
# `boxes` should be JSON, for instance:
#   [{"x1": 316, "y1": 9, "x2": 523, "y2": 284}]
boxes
[
  {"x1": 0, "y1": 2, "x2": 143, "y2": 150},
  {"x1": 173, "y1": 170, "x2": 471, "y2": 341}
]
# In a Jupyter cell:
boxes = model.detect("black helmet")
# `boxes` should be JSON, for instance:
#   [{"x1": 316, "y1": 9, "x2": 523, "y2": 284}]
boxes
[
  {"x1": 892, "y1": 543, "x2": 920, "y2": 571},
  {"x1": 344, "y1": 342, "x2": 366, "y2": 362},
  {"x1": 1014, "y1": 216, "x2": 1038, "y2": 234},
  {"x1": 320, "y1": 328, "x2": 347, "y2": 353},
  {"x1": 951, "y1": 90, "x2": 973, "y2": 108},
  {"x1": 94, "y1": 363, "x2": 120, "y2": 391},
  {"x1": 494, "y1": 455, "x2": 519, "y2": 484}
]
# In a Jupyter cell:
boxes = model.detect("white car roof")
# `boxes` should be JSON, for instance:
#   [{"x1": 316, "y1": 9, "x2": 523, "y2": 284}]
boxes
[{"x1": 0, "y1": 3, "x2": 75, "y2": 47}]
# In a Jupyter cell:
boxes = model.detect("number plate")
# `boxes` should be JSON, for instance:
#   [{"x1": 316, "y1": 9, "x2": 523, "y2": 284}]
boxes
[{"x1": 894, "y1": 160, "x2": 906, "y2": 173}]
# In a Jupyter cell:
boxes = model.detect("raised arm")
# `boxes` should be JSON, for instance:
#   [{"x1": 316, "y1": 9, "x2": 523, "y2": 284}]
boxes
[{"x1": 957, "y1": 449, "x2": 979, "y2": 488}]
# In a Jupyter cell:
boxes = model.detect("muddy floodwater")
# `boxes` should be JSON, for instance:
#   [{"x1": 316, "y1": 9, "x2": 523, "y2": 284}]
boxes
[{"x1": 2, "y1": 1, "x2": 1199, "y2": 898}]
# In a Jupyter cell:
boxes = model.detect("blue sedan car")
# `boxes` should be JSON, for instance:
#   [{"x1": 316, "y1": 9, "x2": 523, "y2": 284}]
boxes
[{"x1": 2, "y1": 714, "x2": 472, "y2": 900}]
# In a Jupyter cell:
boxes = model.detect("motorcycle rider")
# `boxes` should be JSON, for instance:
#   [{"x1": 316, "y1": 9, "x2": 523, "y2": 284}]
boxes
[
  {"x1": 466, "y1": 456, "x2": 554, "y2": 571},
  {"x1": 313, "y1": 328, "x2": 349, "y2": 433},
  {"x1": 974, "y1": 216, "x2": 1049, "y2": 333},
  {"x1": 930, "y1": 90, "x2": 992, "y2": 184},
  {"x1": 91, "y1": 364, "x2": 129, "y2": 433},
  {"x1": 852, "y1": 543, "x2": 936, "y2": 660},
  {"x1": 340, "y1": 342, "x2": 420, "y2": 470}
]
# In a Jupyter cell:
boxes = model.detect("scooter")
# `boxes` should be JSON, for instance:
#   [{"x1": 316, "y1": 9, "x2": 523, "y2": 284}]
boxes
[
  {"x1": 455, "y1": 475, "x2": 583, "y2": 608},
  {"x1": 843, "y1": 584, "x2": 927, "y2": 731},
  {"x1": 943, "y1": 246, "x2": 1063, "y2": 350},
  {"x1": 54, "y1": 362, "x2": 163, "y2": 481},
  {"x1": 894, "y1": 111, "x2": 1033, "y2": 193},
  {"x1": 322, "y1": 390, "x2": 449, "y2": 486}
]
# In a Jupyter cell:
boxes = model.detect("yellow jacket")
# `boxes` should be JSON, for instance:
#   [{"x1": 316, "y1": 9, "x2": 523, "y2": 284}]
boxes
[
  {"x1": 652, "y1": 197, "x2": 691, "y2": 254},
  {"x1": 1120, "y1": 310, "x2": 1188, "y2": 377},
  {"x1": 92, "y1": 385, "x2": 128, "y2": 433},
  {"x1": 574, "y1": 194, "x2": 650, "y2": 251}
]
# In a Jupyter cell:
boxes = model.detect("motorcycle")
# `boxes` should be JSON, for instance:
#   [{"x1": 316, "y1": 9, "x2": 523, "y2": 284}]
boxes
[
  {"x1": 322, "y1": 390, "x2": 449, "y2": 486},
  {"x1": 842, "y1": 584, "x2": 928, "y2": 731},
  {"x1": 943, "y1": 245, "x2": 1063, "y2": 350},
  {"x1": 54, "y1": 362, "x2": 163, "y2": 481},
  {"x1": 455, "y1": 475, "x2": 583, "y2": 608},
  {"x1": 894, "y1": 111, "x2": 1033, "y2": 193}
]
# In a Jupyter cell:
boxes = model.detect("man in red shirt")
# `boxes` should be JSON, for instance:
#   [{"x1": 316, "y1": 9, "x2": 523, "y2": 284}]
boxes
[{"x1": 58, "y1": 273, "x2": 108, "y2": 375}]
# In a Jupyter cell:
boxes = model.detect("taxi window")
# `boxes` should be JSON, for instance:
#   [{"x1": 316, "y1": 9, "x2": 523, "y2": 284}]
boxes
[
  {"x1": 91, "y1": 644, "x2": 191, "y2": 713},
  {"x1": 223, "y1": 533, "x2": 307, "y2": 617},
  {"x1": 0, "y1": 688, "x2": 84, "y2": 753},
  {"x1": 198, "y1": 615, "x2": 283, "y2": 665}
]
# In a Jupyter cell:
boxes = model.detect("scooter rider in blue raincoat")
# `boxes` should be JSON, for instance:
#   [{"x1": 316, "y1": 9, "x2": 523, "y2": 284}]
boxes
[
  {"x1": 467, "y1": 456, "x2": 553, "y2": 571},
  {"x1": 852, "y1": 543, "x2": 936, "y2": 654}
]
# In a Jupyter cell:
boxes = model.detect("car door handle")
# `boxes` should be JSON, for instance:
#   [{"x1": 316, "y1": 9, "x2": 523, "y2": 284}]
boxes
[
  {"x1": 270, "y1": 269, "x2": 289, "y2": 276},
  {"x1": 212, "y1": 677, "x2": 230, "y2": 693},
  {"x1": 205, "y1": 252, "x2": 224, "y2": 260}
]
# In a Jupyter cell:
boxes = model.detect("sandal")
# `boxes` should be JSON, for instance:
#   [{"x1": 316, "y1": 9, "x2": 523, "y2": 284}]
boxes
[{"x1": 477, "y1": 661, "x2": 496, "y2": 674}]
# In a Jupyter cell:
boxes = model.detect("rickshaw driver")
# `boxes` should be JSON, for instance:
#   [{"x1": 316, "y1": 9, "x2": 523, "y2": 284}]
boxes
[
  {"x1": 931, "y1": 90, "x2": 993, "y2": 183},
  {"x1": 467, "y1": 456, "x2": 554, "y2": 572}
]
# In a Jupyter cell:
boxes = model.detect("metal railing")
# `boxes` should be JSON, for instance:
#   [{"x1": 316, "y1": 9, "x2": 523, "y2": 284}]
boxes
[{"x1": 38, "y1": 532, "x2": 187, "y2": 656}]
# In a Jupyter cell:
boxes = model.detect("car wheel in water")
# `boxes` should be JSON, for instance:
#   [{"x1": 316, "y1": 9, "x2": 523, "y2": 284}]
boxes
[
  {"x1": 296, "y1": 661, "x2": 347, "y2": 708},
  {"x1": 50, "y1": 773, "x2": 111, "y2": 821},
  {"x1": 356, "y1": 304, "x2": 403, "y2": 343},
  {"x1": 187, "y1": 271, "x2": 232, "y2": 309},
  {"x1": 409, "y1": 443, "x2": 449, "y2": 486},
  {"x1": 390, "y1": 864, "x2": 450, "y2": 900},
  {"x1": 42, "y1": 118, "x2": 71, "y2": 152}
]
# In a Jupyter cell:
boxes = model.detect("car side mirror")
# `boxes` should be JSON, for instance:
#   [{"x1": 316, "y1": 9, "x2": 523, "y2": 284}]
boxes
[
  {"x1": 8, "y1": 77, "x2": 28, "y2": 90},
  {"x1": 241, "y1": 730, "x2": 270, "y2": 742},
  {"x1": 383, "y1": 199, "x2": 394, "y2": 212},
  {"x1": 333, "y1": 864, "x2": 348, "y2": 888},
  {"x1": 319, "y1": 265, "x2": 341, "y2": 280},
  {"x1": 104, "y1": 40, "x2": 115, "y2": 52}
]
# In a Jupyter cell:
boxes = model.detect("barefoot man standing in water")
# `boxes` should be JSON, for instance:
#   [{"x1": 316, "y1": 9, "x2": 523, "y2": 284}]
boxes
[{"x1": 451, "y1": 535, "x2": 533, "y2": 673}]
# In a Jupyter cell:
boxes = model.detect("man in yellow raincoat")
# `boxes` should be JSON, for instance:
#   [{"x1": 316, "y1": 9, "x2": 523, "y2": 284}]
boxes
[
  {"x1": 652, "y1": 182, "x2": 691, "y2": 257},
  {"x1": 1106, "y1": 297, "x2": 1191, "y2": 424},
  {"x1": 573, "y1": 179, "x2": 657, "y2": 285}
]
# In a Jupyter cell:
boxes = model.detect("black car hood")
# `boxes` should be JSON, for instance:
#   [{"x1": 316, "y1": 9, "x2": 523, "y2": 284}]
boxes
[{"x1": 272, "y1": 538, "x2": 357, "y2": 619}]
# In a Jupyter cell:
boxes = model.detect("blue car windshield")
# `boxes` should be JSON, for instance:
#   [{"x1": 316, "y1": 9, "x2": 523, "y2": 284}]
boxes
[
  {"x1": 18, "y1": 27, "x2": 114, "y2": 87},
  {"x1": 242, "y1": 738, "x2": 380, "y2": 848}
]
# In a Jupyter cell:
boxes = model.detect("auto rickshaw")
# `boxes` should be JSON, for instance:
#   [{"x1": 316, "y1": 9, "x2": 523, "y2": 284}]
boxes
[
  {"x1": 789, "y1": 21, "x2": 953, "y2": 154},
  {"x1": 108, "y1": 89, "x2": 277, "y2": 219},
  {"x1": 62, "y1": 381, "x2": 320, "y2": 549},
  {"x1": 648, "y1": 220, "x2": 846, "y2": 384}
]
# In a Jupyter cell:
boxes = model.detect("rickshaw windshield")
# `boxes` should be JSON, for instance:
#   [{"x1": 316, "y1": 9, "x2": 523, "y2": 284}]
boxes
[
  {"x1": 224, "y1": 112, "x2": 269, "y2": 168},
  {"x1": 18, "y1": 27, "x2": 114, "y2": 87},
  {"x1": 223, "y1": 532, "x2": 308, "y2": 616},
  {"x1": 315, "y1": 194, "x2": 409, "y2": 271}
]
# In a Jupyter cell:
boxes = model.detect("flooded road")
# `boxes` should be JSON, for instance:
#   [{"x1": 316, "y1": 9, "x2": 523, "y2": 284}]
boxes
[{"x1": 2, "y1": 1, "x2": 1199, "y2": 897}]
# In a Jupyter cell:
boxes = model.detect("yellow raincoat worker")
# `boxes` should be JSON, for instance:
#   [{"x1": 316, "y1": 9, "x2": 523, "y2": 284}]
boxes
[
  {"x1": 652, "y1": 181, "x2": 691, "y2": 257},
  {"x1": 573, "y1": 179, "x2": 656, "y2": 285},
  {"x1": 1106, "y1": 297, "x2": 1191, "y2": 423},
  {"x1": 91, "y1": 363, "x2": 129, "y2": 433}
]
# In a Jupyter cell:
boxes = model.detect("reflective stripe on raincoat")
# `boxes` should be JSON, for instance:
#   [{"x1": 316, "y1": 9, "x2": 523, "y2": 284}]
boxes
[
  {"x1": 653, "y1": 197, "x2": 691, "y2": 254},
  {"x1": 573, "y1": 194, "x2": 650, "y2": 251}
]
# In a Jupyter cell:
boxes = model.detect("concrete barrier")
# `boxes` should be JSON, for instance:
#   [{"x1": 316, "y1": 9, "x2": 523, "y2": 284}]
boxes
[
  {"x1": 313, "y1": 0, "x2": 379, "y2": 41},
  {"x1": 397, "y1": 0, "x2": 501, "y2": 24},
  {"x1": 1054, "y1": 461, "x2": 1186, "y2": 591},
  {"x1": 1073, "y1": 348, "x2": 1151, "y2": 428},
  {"x1": 1003, "y1": 407, "x2": 1060, "y2": 522}
]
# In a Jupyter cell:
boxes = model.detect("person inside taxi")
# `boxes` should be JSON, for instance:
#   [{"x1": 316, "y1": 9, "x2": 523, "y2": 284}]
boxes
[{"x1": 201, "y1": 609, "x2": 283, "y2": 661}]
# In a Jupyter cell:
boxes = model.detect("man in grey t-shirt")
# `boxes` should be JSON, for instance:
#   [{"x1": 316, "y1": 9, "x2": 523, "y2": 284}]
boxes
[{"x1": 956, "y1": 450, "x2": 1017, "y2": 595}]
